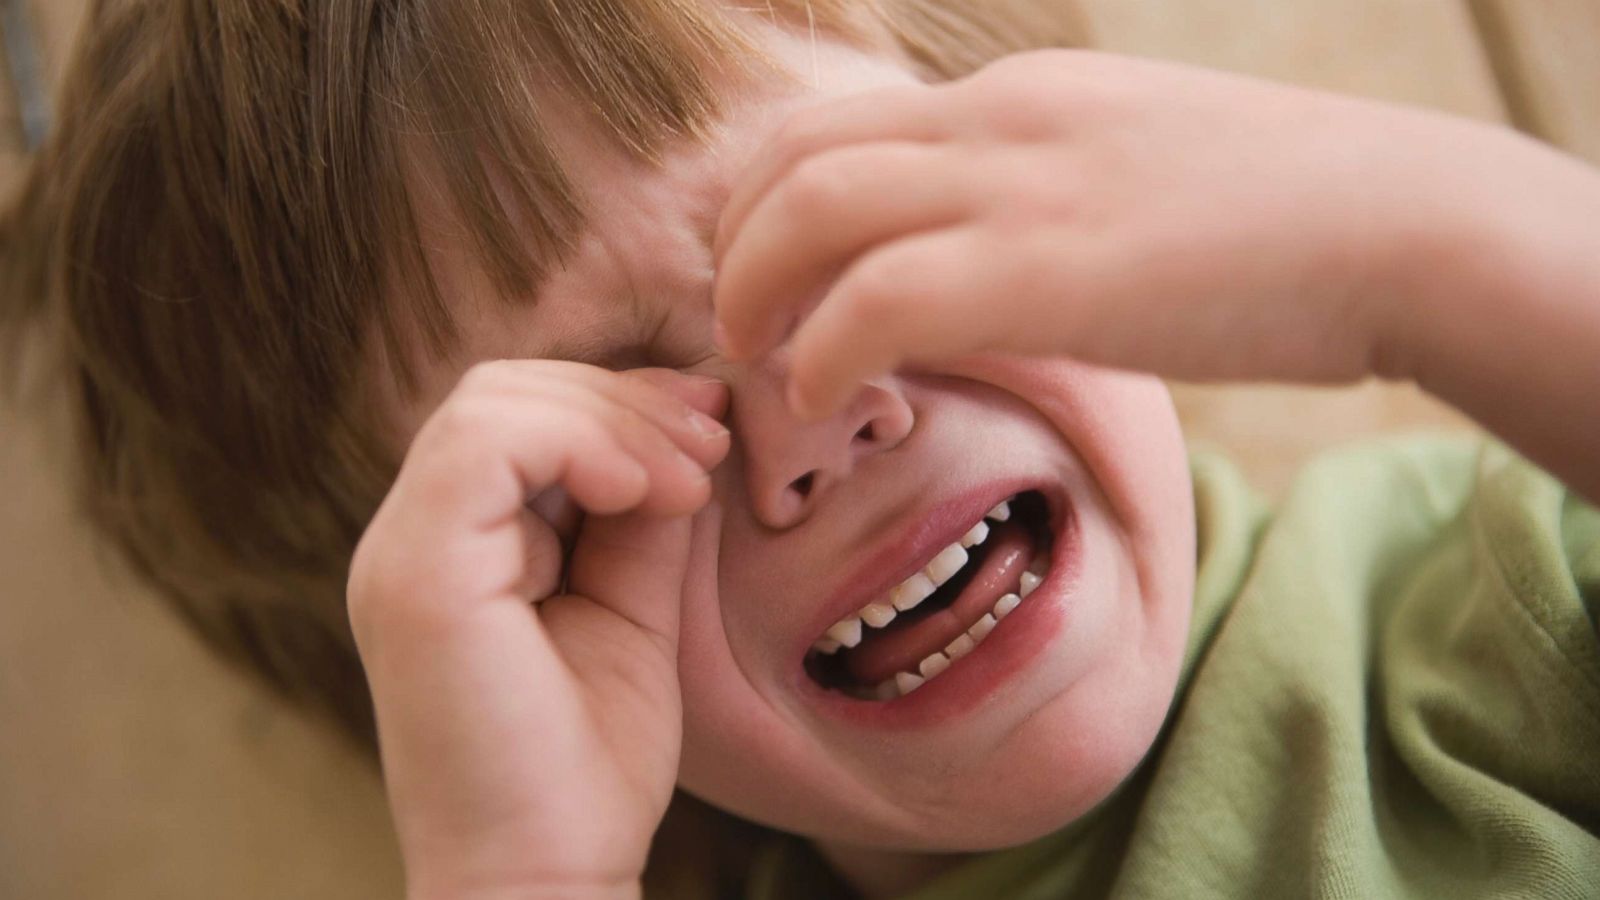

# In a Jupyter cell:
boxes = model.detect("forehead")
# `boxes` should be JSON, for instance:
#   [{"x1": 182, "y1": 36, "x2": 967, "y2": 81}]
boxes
[
  {"x1": 384, "y1": 27, "x2": 919, "y2": 440},
  {"x1": 545, "y1": 26, "x2": 920, "y2": 286}
]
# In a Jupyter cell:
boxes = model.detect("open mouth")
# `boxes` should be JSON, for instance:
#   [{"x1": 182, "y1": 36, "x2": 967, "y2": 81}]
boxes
[{"x1": 804, "y1": 490, "x2": 1055, "y2": 701}]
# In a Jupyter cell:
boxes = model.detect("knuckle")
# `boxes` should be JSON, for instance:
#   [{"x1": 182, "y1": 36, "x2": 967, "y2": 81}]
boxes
[
  {"x1": 410, "y1": 402, "x2": 516, "y2": 487},
  {"x1": 568, "y1": 408, "x2": 620, "y2": 450},
  {"x1": 457, "y1": 359, "x2": 516, "y2": 393},
  {"x1": 969, "y1": 53, "x2": 1091, "y2": 139},
  {"x1": 345, "y1": 533, "x2": 402, "y2": 639},
  {"x1": 769, "y1": 107, "x2": 828, "y2": 155},
  {"x1": 578, "y1": 400, "x2": 645, "y2": 451},
  {"x1": 983, "y1": 90, "x2": 1060, "y2": 142},
  {"x1": 609, "y1": 415, "x2": 671, "y2": 467},
  {"x1": 836, "y1": 261, "x2": 904, "y2": 330},
  {"x1": 778, "y1": 154, "x2": 856, "y2": 221},
  {"x1": 423, "y1": 395, "x2": 500, "y2": 448}
]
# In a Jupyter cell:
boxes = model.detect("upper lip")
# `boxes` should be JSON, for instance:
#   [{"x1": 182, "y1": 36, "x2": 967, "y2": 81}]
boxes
[{"x1": 796, "y1": 478, "x2": 1048, "y2": 658}]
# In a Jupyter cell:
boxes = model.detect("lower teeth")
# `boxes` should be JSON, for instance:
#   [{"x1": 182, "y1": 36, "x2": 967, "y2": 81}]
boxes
[{"x1": 835, "y1": 546, "x2": 1051, "y2": 701}]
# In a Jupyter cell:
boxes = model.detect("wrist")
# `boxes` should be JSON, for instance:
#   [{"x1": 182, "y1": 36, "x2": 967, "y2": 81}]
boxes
[
  {"x1": 1364, "y1": 124, "x2": 1600, "y2": 384},
  {"x1": 1365, "y1": 123, "x2": 1600, "y2": 499}
]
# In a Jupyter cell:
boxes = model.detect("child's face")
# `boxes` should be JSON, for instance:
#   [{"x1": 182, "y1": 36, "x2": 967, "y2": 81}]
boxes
[{"x1": 390, "y1": 25, "x2": 1194, "y2": 851}]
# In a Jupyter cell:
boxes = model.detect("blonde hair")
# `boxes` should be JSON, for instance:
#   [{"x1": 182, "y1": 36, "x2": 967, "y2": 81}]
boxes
[{"x1": 1, "y1": 0, "x2": 1085, "y2": 884}]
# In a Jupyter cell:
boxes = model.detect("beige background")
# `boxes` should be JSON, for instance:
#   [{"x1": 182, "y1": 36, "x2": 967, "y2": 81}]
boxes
[{"x1": 2, "y1": 2, "x2": 1595, "y2": 897}]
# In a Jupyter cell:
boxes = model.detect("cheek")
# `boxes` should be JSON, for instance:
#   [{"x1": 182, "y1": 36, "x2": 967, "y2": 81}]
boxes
[
  {"x1": 676, "y1": 500, "x2": 729, "y2": 689},
  {"x1": 673, "y1": 500, "x2": 787, "y2": 804},
  {"x1": 1022, "y1": 362, "x2": 1196, "y2": 684},
  {"x1": 673, "y1": 361, "x2": 1198, "y2": 845},
  {"x1": 945, "y1": 356, "x2": 1192, "y2": 582},
  {"x1": 674, "y1": 561, "x2": 809, "y2": 828}
]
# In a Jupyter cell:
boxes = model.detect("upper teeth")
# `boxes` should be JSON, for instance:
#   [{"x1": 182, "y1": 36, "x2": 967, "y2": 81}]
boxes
[
  {"x1": 924, "y1": 544, "x2": 969, "y2": 585},
  {"x1": 960, "y1": 521, "x2": 989, "y2": 547},
  {"x1": 824, "y1": 617, "x2": 861, "y2": 648},
  {"x1": 889, "y1": 573, "x2": 936, "y2": 611},
  {"x1": 814, "y1": 497, "x2": 1024, "y2": 653}
]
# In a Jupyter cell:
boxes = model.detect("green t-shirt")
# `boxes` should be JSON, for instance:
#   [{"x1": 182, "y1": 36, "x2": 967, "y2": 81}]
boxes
[{"x1": 748, "y1": 438, "x2": 1600, "y2": 899}]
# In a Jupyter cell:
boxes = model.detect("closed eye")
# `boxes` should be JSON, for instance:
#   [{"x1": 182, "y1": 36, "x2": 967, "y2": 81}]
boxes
[{"x1": 584, "y1": 342, "x2": 716, "y2": 373}]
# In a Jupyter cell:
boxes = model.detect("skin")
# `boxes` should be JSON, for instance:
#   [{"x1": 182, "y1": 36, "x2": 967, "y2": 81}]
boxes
[
  {"x1": 710, "y1": 50, "x2": 1600, "y2": 503},
  {"x1": 347, "y1": 21, "x2": 1600, "y2": 900}
]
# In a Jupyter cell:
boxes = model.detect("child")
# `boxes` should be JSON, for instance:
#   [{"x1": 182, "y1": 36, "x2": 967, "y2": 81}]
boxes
[{"x1": 5, "y1": 1, "x2": 1597, "y2": 897}]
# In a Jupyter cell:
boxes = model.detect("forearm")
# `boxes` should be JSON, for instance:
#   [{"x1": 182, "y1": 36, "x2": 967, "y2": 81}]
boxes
[{"x1": 1384, "y1": 128, "x2": 1600, "y2": 504}]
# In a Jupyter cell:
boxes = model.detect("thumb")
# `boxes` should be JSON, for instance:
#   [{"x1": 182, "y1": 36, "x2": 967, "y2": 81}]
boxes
[{"x1": 563, "y1": 510, "x2": 691, "y2": 654}]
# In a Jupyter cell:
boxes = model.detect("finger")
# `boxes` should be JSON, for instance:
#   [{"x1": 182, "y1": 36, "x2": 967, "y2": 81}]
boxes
[
  {"x1": 619, "y1": 368, "x2": 731, "y2": 425},
  {"x1": 563, "y1": 511, "x2": 691, "y2": 655},
  {"x1": 527, "y1": 368, "x2": 727, "y2": 548},
  {"x1": 470, "y1": 361, "x2": 730, "y2": 471},
  {"x1": 533, "y1": 393, "x2": 716, "y2": 518},
  {"x1": 408, "y1": 395, "x2": 704, "y2": 529},
  {"x1": 467, "y1": 375, "x2": 718, "y2": 515},
  {"x1": 713, "y1": 142, "x2": 978, "y2": 360},
  {"x1": 619, "y1": 367, "x2": 727, "y2": 413},
  {"x1": 540, "y1": 511, "x2": 691, "y2": 793},
  {"x1": 785, "y1": 226, "x2": 1028, "y2": 418},
  {"x1": 526, "y1": 486, "x2": 582, "y2": 552},
  {"x1": 516, "y1": 505, "x2": 566, "y2": 600},
  {"x1": 530, "y1": 376, "x2": 730, "y2": 475},
  {"x1": 362, "y1": 405, "x2": 649, "y2": 619},
  {"x1": 714, "y1": 83, "x2": 953, "y2": 262}
]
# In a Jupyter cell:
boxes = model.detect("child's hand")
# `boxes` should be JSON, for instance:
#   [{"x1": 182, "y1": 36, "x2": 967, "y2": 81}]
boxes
[
  {"x1": 346, "y1": 362, "x2": 729, "y2": 899},
  {"x1": 714, "y1": 48, "x2": 1600, "y2": 500},
  {"x1": 710, "y1": 50, "x2": 1527, "y2": 414}
]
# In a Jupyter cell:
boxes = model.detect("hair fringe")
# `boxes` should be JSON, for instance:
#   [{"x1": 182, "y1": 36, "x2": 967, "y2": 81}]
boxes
[{"x1": 0, "y1": 156, "x2": 52, "y2": 397}]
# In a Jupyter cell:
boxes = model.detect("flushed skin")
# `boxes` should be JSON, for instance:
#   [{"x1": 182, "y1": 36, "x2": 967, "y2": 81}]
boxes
[
  {"x1": 353, "y1": 29, "x2": 1193, "y2": 894},
  {"x1": 349, "y1": 22, "x2": 1600, "y2": 900},
  {"x1": 679, "y1": 356, "x2": 1192, "y2": 849}
]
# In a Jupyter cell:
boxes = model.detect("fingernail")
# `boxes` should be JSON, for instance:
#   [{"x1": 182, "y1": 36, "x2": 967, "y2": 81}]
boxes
[{"x1": 688, "y1": 410, "x2": 730, "y2": 439}]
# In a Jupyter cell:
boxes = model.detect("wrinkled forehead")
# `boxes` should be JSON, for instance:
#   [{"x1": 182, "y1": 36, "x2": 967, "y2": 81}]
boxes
[
  {"x1": 557, "y1": 35, "x2": 921, "y2": 237},
  {"x1": 557, "y1": 23, "x2": 921, "y2": 186},
  {"x1": 366, "y1": 21, "x2": 919, "y2": 449}
]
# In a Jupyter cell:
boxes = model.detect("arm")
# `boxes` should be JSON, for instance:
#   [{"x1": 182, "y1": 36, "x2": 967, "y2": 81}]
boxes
[
  {"x1": 710, "y1": 50, "x2": 1600, "y2": 504},
  {"x1": 1379, "y1": 128, "x2": 1600, "y2": 502}
]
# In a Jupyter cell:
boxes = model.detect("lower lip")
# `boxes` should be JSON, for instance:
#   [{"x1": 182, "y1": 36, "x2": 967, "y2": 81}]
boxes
[{"x1": 800, "y1": 499, "x2": 1082, "y2": 729}]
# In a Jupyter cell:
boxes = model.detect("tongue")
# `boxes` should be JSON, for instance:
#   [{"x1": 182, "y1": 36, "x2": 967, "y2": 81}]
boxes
[{"x1": 844, "y1": 521, "x2": 1035, "y2": 685}]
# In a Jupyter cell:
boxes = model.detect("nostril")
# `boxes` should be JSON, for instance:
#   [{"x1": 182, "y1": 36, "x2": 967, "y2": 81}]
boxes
[
  {"x1": 790, "y1": 471, "x2": 816, "y2": 499},
  {"x1": 854, "y1": 423, "x2": 875, "y2": 443}
]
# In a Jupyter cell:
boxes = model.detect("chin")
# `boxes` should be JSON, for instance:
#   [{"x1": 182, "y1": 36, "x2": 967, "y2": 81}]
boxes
[{"x1": 869, "y1": 645, "x2": 1190, "y2": 852}]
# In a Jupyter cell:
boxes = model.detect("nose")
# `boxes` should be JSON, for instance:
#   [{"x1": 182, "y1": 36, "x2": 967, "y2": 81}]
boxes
[{"x1": 732, "y1": 354, "x2": 915, "y2": 530}]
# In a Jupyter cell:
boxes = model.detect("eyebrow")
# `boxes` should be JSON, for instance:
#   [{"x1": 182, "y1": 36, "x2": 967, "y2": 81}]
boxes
[
  {"x1": 520, "y1": 326, "x2": 620, "y2": 367},
  {"x1": 508, "y1": 183, "x2": 711, "y2": 368},
  {"x1": 516, "y1": 286, "x2": 663, "y2": 368}
]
